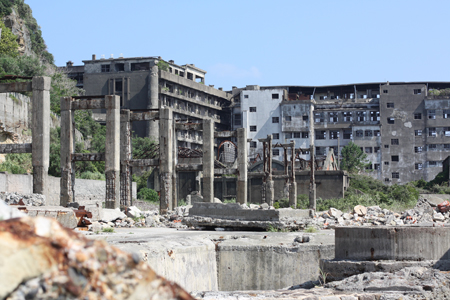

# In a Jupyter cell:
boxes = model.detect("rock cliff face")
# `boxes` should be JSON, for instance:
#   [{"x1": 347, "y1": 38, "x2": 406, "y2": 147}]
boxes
[{"x1": 2, "y1": 8, "x2": 34, "y2": 57}]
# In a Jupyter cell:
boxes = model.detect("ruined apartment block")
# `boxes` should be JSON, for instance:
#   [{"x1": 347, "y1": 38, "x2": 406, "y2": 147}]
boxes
[
  {"x1": 70, "y1": 55, "x2": 231, "y2": 149},
  {"x1": 232, "y1": 82, "x2": 450, "y2": 184}
]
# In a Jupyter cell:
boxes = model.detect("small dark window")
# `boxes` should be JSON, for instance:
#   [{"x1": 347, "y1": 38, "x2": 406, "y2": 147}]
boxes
[
  {"x1": 384, "y1": 144, "x2": 389, "y2": 148},
  {"x1": 301, "y1": 132, "x2": 309, "y2": 138},
  {"x1": 293, "y1": 132, "x2": 300, "y2": 138},
  {"x1": 415, "y1": 130, "x2": 422, "y2": 136},
  {"x1": 374, "y1": 130, "x2": 381, "y2": 136},
  {"x1": 387, "y1": 117, "x2": 395, "y2": 124},
  {"x1": 414, "y1": 89, "x2": 421, "y2": 95},
  {"x1": 343, "y1": 130, "x2": 352, "y2": 139},
  {"x1": 234, "y1": 114, "x2": 241, "y2": 126},
  {"x1": 374, "y1": 147, "x2": 380, "y2": 152},
  {"x1": 273, "y1": 133, "x2": 279, "y2": 139},
  {"x1": 387, "y1": 102, "x2": 394, "y2": 108},
  {"x1": 385, "y1": 178, "x2": 390, "y2": 182},
  {"x1": 303, "y1": 115, "x2": 308, "y2": 121},
  {"x1": 272, "y1": 117, "x2": 279, "y2": 123},
  {"x1": 428, "y1": 110, "x2": 436, "y2": 119},
  {"x1": 272, "y1": 94, "x2": 279, "y2": 99},
  {"x1": 285, "y1": 133, "x2": 292, "y2": 139},
  {"x1": 250, "y1": 125, "x2": 257, "y2": 132},
  {"x1": 114, "y1": 63, "x2": 124, "y2": 72},
  {"x1": 414, "y1": 113, "x2": 422, "y2": 120},
  {"x1": 131, "y1": 62, "x2": 150, "y2": 71},
  {"x1": 384, "y1": 161, "x2": 389, "y2": 165},
  {"x1": 249, "y1": 107, "x2": 256, "y2": 112},
  {"x1": 365, "y1": 147, "x2": 372, "y2": 153},
  {"x1": 355, "y1": 130, "x2": 363, "y2": 137},
  {"x1": 383, "y1": 90, "x2": 388, "y2": 94},
  {"x1": 329, "y1": 131, "x2": 339, "y2": 139},
  {"x1": 250, "y1": 141, "x2": 257, "y2": 148},
  {"x1": 392, "y1": 172, "x2": 399, "y2": 179},
  {"x1": 273, "y1": 149, "x2": 280, "y2": 156},
  {"x1": 429, "y1": 161, "x2": 437, "y2": 166},
  {"x1": 101, "y1": 64, "x2": 110, "y2": 72},
  {"x1": 316, "y1": 131, "x2": 326, "y2": 140},
  {"x1": 244, "y1": 95, "x2": 249, "y2": 99},
  {"x1": 391, "y1": 139, "x2": 399, "y2": 145},
  {"x1": 415, "y1": 163, "x2": 423, "y2": 170},
  {"x1": 374, "y1": 164, "x2": 380, "y2": 170},
  {"x1": 414, "y1": 146, "x2": 423, "y2": 153},
  {"x1": 391, "y1": 155, "x2": 399, "y2": 162}
]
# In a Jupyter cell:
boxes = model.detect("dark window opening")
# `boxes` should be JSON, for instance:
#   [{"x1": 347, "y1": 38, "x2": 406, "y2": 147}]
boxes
[
  {"x1": 250, "y1": 107, "x2": 256, "y2": 112},
  {"x1": 391, "y1": 155, "x2": 399, "y2": 162},
  {"x1": 250, "y1": 125, "x2": 257, "y2": 132},
  {"x1": 273, "y1": 149, "x2": 280, "y2": 156},
  {"x1": 365, "y1": 147, "x2": 372, "y2": 153},
  {"x1": 285, "y1": 116, "x2": 292, "y2": 121},
  {"x1": 343, "y1": 130, "x2": 352, "y2": 139},
  {"x1": 414, "y1": 113, "x2": 422, "y2": 120},
  {"x1": 365, "y1": 130, "x2": 373, "y2": 137},
  {"x1": 272, "y1": 94, "x2": 279, "y2": 99},
  {"x1": 414, "y1": 89, "x2": 421, "y2": 95},
  {"x1": 273, "y1": 133, "x2": 279, "y2": 139},
  {"x1": 392, "y1": 172, "x2": 399, "y2": 179},
  {"x1": 316, "y1": 130, "x2": 326, "y2": 140},
  {"x1": 115, "y1": 63, "x2": 124, "y2": 72},
  {"x1": 387, "y1": 103, "x2": 394, "y2": 108},
  {"x1": 329, "y1": 131, "x2": 339, "y2": 139},
  {"x1": 272, "y1": 117, "x2": 279, "y2": 123},
  {"x1": 303, "y1": 115, "x2": 308, "y2": 121},
  {"x1": 383, "y1": 90, "x2": 388, "y2": 94},
  {"x1": 415, "y1": 163, "x2": 423, "y2": 170},
  {"x1": 131, "y1": 62, "x2": 150, "y2": 71},
  {"x1": 301, "y1": 132, "x2": 309, "y2": 138},
  {"x1": 294, "y1": 132, "x2": 300, "y2": 138},
  {"x1": 101, "y1": 64, "x2": 110, "y2": 72},
  {"x1": 250, "y1": 141, "x2": 257, "y2": 148},
  {"x1": 384, "y1": 144, "x2": 389, "y2": 148},
  {"x1": 234, "y1": 114, "x2": 242, "y2": 126},
  {"x1": 391, "y1": 139, "x2": 399, "y2": 145},
  {"x1": 387, "y1": 117, "x2": 395, "y2": 124}
]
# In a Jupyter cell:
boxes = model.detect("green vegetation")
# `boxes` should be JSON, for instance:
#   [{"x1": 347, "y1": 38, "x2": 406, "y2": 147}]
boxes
[
  {"x1": 0, "y1": 21, "x2": 19, "y2": 57},
  {"x1": 157, "y1": 60, "x2": 169, "y2": 71},
  {"x1": 137, "y1": 187, "x2": 159, "y2": 202},
  {"x1": 102, "y1": 227, "x2": 114, "y2": 233},
  {"x1": 223, "y1": 198, "x2": 236, "y2": 204},
  {"x1": 340, "y1": 142, "x2": 370, "y2": 173},
  {"x1": 266, "y1": 224, "x2": 288, "y2": 232},
  {"x1": 0, "y1": 153, "x2": 31, "y2": 174},
  {"x1": 178, "y1": 199, "x2": 187, "y2": 206},
  {"x1": 305, "y1": 226, "x2": 318, "y2": 233},
  {"x1": 429, "y1": 88, "x2": 450, "y2": 96}
]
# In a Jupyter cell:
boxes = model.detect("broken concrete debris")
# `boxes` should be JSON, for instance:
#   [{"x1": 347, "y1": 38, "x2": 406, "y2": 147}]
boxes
[
  {"x1": 0, "y1": 216, "x2": 193, "y2": 300},
  {"x1": 0, "y1": 191, "x2": 45, "y2": 206}
]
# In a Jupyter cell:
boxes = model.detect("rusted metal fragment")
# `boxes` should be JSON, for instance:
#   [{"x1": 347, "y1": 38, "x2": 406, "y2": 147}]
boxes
[
  {"x1": 73, "y1": 206, "x2": 93, "y2": 227},
  {"x1": 71, "y1": 99, "x2": 106, "y2": 110}
]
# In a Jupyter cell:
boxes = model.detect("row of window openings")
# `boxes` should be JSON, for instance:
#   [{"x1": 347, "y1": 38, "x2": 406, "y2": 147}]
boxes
[
  {"x1": 102, "y1": 62, "x2": 151, "y2": 73},
  {"x1": 415, "y1": 127, "x2": 450, "y2": 137},
  {"x1": 385, "y1": 109, "x2": 450, "y2": 120},
  {"x1": 384, "y1": 88, "x2": 422, "y2": 98},
  {"x1": 164, "y1": 84, "x2": 222, "y2": 107},
  {"x1": 244, "y1": 94, "x2": 280, "y2": 100},
  {"x1": 313, "y1": 111, "x2": 380, "y2": 123},
  {"x1": 164, "y1": 98, "x2": 219, "y2": 119}
]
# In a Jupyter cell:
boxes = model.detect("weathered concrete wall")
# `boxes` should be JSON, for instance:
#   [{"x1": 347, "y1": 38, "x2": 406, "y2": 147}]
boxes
[
  {"x1": 0, "y1": 93, "x2": 30, "y2": 142},
  {"x1": 336, "y1": 226, "x2": 450, "y2": 261},
  {"x1": 0, "y1": 173, "x2": 136, "y2": 206},
  {"x1": 217, "y1": 236, "x2": 334, "y2": 291}
]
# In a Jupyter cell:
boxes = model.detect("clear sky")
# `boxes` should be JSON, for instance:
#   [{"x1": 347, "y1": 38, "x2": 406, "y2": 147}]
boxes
[{"x1": 26, "y1": 0, "x2": 450, "y2": 90}]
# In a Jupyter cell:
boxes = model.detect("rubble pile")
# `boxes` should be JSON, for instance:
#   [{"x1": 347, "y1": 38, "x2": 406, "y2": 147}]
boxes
[
  {"x1": 0, "y1": 216, "x2": 193, "y2": 300},
  {"x1": 310, "y1": 196, "x2": 450, "y2": 229},
  {"x1": 0, "y1": 192, "x2": 45, "y2": 206}
]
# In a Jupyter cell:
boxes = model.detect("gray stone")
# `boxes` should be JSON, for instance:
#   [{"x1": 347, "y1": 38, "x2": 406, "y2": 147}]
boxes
[
  {"x1": 354, "y1": 205, "x2": 367, "y2": 216},
  {"x1": 126, "y1": 206, "x2": 142, "y2": 218},
  {"x1": 25, "y1": 206, "x2": 78, "y2": 228},
  {"x1": 101, "y1": 208, "x2": 126, "y2": 222},
  {"x1": 0, "y1": 199, "x2": 26, "y2": 220},
  {"x1": 328, "y1": 207, "x2": 342, "y2": 219}
]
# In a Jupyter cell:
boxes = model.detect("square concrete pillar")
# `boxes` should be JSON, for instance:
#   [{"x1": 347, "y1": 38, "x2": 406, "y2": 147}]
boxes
[
  {"x1": 60, "y1": 97, "x2": 73, "y2": 206},
  {"x1": 159, "y1": 108, "x2": 173, "y2": 214},
  {"x1": 147, "y1": 64, "x2": 159, "y2": 140},
  {"x1": 105, "y1": 95, "x2": 120, "y2": 209},
  {"x1": 202, "y1": 119, "x2": 214, "y2": 203},
  {"x1": 289, "y1": 182, "x2": 297, "y2": 208},
  {"x1": 32, "y1": 76, "x2": 50, "y2": 198},
  {"x1": 120, "y1": 109, "x2": 131, "y2": 207},
  {"x1": 237, "y1": 128, "x2": 247, "y2": 204}
]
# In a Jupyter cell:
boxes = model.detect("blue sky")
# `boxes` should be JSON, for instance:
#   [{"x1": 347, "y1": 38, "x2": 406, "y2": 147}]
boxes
[{"x1": 26, "y1": 0, "x2": 450, "y2": 90}]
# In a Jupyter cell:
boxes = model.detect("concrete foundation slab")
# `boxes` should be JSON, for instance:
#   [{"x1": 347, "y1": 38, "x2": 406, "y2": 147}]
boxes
[{"x1": 24, "y1": 206, "x2": 78, "y2": 228}]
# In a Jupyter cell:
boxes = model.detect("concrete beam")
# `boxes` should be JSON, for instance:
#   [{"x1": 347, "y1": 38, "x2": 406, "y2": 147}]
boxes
[
  {"x1": 105, "y1": 95, "x2": 120, "y2": 209},
  {"x1": 214, "y1": 131, "x2": 236, "y2": 138},
  {"x1": 129, "y1": 159, "x2": 160, "y2": 167},
  {"x1": 72, "y1": 153, "x2": 105, "y2": 161},
  {"x1": 177, "y1": 164, "x2": 202, "y2": 171},
  {"x1": 130, "y1": 111, "x2": 159, "y2": 121},
  {"x1": 202, "y1": 119, "x2": 214, "y2": 203},
  {"x1": 159, "y1": 108, "x2": 173, "y2": 214},
  {"x1": 0, "y1": 81, "x2": 32, "y2": 93},
  {"x1": 175, "y1": 123, "x2": 203, "y2": 131},
  {"x1": 214, "y1": 168, "x2": 238, "y2": 175},
  {"x1": 0, "y1": 143, "x2": 32, "y2": 153},
  {"x1": 71, "y1": 99, "x2": 105, "y2": 110}
]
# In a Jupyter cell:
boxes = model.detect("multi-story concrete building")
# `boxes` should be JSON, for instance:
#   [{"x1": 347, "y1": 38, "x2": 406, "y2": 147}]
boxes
[
  {"x1": 231, "y1": 82, "x2": 450, "y2": 184},
  {"x1": 65, "y1": 55, "x2": 232, "y2": 149}
]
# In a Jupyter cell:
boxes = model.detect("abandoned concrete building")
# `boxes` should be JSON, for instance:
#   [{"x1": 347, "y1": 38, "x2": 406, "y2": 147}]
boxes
[
  {"x1": 64, "y1": 55, "x2": 232, "y2": 150},
  {"x1": 230, "y1": 82, "x2": 450, "y2": 184}
]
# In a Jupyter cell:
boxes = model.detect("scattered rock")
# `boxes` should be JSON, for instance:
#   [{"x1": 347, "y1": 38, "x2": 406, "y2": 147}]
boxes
[
  {"x1": 126, "y1": 206, "x2": 142, "y2": 218},
  {"x1": 354, "y1": 205, "x2": 367, "y2": 216},
  {"x1": 0, "y1": 199, "x2": 26, "y2": 220},
  {"x1": 101, "y1": 208, "x2": 127, "y2": 223},
  {"x1": 0, "y1": 192, "x2": 45, "y2": 206}
]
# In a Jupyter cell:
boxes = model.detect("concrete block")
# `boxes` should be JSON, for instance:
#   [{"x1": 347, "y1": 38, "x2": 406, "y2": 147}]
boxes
[
  {"x1": 101, "y1": 208, "x2": 126, "y2": 222},
  {"x1": 24, "y1": 206, "x2": 78, "y2": 228}
]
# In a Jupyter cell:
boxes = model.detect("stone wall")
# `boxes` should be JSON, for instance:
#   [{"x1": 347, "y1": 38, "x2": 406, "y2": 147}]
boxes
[
  {"x1": 0, "y1": 93, "x2": 30, "y2": 143},
  {"x1": 0, "y1": 173, "x2": 136, "y2": 206}
]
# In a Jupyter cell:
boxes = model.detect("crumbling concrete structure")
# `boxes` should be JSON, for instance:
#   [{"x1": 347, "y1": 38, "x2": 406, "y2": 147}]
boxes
[{"x1": 0, "y1": 76, "x2": 50, "y2": 198}]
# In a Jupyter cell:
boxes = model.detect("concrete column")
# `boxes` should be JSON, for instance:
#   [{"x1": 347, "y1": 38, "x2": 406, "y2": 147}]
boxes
[
  {"x1": 60, "y1": 97, "x2": 73, "y2": 206},
  {"x1": 289, "y1": 143, "x2": 297, "y2": 208},
  {"x1": 31, "y1": 76, "x2": 50, "y2": 198},
  {"x1": 159, "y1": 108, "x2": 173, "y2": 214},
  {"x1": 309, "y1": 102, "x2": 316, "y2": 210},
  {"x1": 266, "y1": 135, "x2": 274, "y2": 206},
  {"x1": 202, "y1": 119, "x2": 214, "y2": 203},
  {"x1": 120, "y1": 109, "x2": 131, "y2": 207},
  {"x1": 172, "y1": 119, "x2": 178, "y2": 209},
  {"x1": 237, "y1": 128, "x2": 247, "y2": 204},
  {"x1": 147, "y1": 64, "x2": 159, "y2": 140},
  {"x1": 105, "y1": 95, "x2": 121, "y2": 209}
]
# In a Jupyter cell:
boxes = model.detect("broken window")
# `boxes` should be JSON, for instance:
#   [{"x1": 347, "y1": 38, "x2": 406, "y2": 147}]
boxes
[
  {"x1": 273, "y1": 149, "x2": 280, "y2": 156},
  {"x1": 444, "y1": 110, "x2": 450, "y2": 119},
  {"x1": 130, "y1": 62, "x2": 150, "y2": 71},
  {"x1": 250, "y1": 125, "x2": 257, "y2": 132},
  {"x1": 294, "y1": 132, "x2": 301, "y2": 138},
  {"x1": 445, "y1": 144, "x2": 450, "y2": 150},
  {"x1": 415, "y1": 130, "x2": 422, "y2": 136},
  {"x1": 115, "y1": 63, "x2": 124, "y2": 72},
  {"x1": 374, "y1": 130, "x2": 381, "y2": 136},
  {"x1": 329, "y1": 131, "x2": 339, "y2": 139},
  {"x1": 272, "y1": 94, "x2": 279, "y2": 99},
  {"x1": 315, "y1": 130, "x2": 326, "y2": 140},
  {"x1": 114, "y1": 79, "x2": 123, "y2": 93},
  {"x1": 285, "y1": 116, "x2": 292, "y2": 121},
  {"x1": 187, "y1": 72, "x2": 194, "y2": 80},
  {"x1": 387, "y1": 103, "x2": 394, "y2": 108},
  {"x1": 303, "y1": 115, "x2": 308, "y2": 121},
  {"x1": 414, "y1": 89, "x2": 421, "y2": 95},
  {"x1": 391, "y1": 155, "x2": 399, "y2": 162},
  {"x1": 391, "y1": 139, "x2": 399, "y2": 145},
  {"x1": 343, "y1": 112, "x2": 352, "y2": 122},
  {"x1": 429, "y1": 127, "x2": 437, "y2": 137},
  {"x1": 101, "y1": 64, "x2": 110, "y2": 72},
  {"x1": 273, "y1": 133, "x2": 279, "y2": 139},
  {"x1": 316, "y1": 147, "x2": 323, "y2": 155},
  {"x1": 429, "y1": 161, "x2": 438, "y2": 167},
  {"x1": 445, "y1": 127, "x2": 450, "y2": 137},
  {"x1": 366, "y1": 164, "x2": 373, "y2": 170},
  {"x1": 392, "y1": 172, "x2": 399, "y2": 179},
  {"x1": 301, "y1": 132, "x2": 309, "y2": 138},
  {"x1": 314, "y1": 112, "x2": 324, "y2": 123},
  {"x1": 415, "y1": 146, "x2": 423, "y2": 153},
  {"x1": 414, "y1": 113, "x2": 422, "y2": 119},
  {"x1": 329, "y1": 112, "x2": 338, "y2": 122},
  {"x1": 343, "y1": 130, "x2": 352, "y2": 139},
  {"x1": 355, "y1": 130, "x2": 363, "y2": 138},
  {"x1": 234, "y1": 114, "x2": 242, "y2": 126},
  {"x1": 250, "y1": 141, "x2": 257, "y2": 148},
  {"x1": 285, "y1": 133, "x2": 292, "y2": 139},
  {"x1": 428, "y1": 110, "x2": 436, "y2": 119},
  {"x1": 383, "y1": 90, "x2": 389, "y2": 94},
  {"x1": 428, "y1": 144, "x2": 437, "y2": 151},
  {"x1": 272, "y1": 117, "x2": 279, "y2": 123},
  {"x1": 370, "y1": 111, "x2": 380, "y2": 121},
  {"x1": 357, "y1": 111, "x2": 366, "y2": 122},
  {"x1": 374, "y1": 147, "x2": 380, "y2": 152},
  {"x1": 365, "y1": 147, "x2": 372, "y2": 153},
  {"x1": 365, "y1": 130, "x2": 373, "y2": 137},
  {"x1": 415, "y1": 163, "x2": 423, "y2": 170},
  {"x1": 374, "y1": 164, "x2": 380, "y2": 170},
  {"x1": 249, "y1": 107, "x2": 257, "y2": 112},
  {"x1": 387, "y1": 117, "x2": 395, "y2": 124}
]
